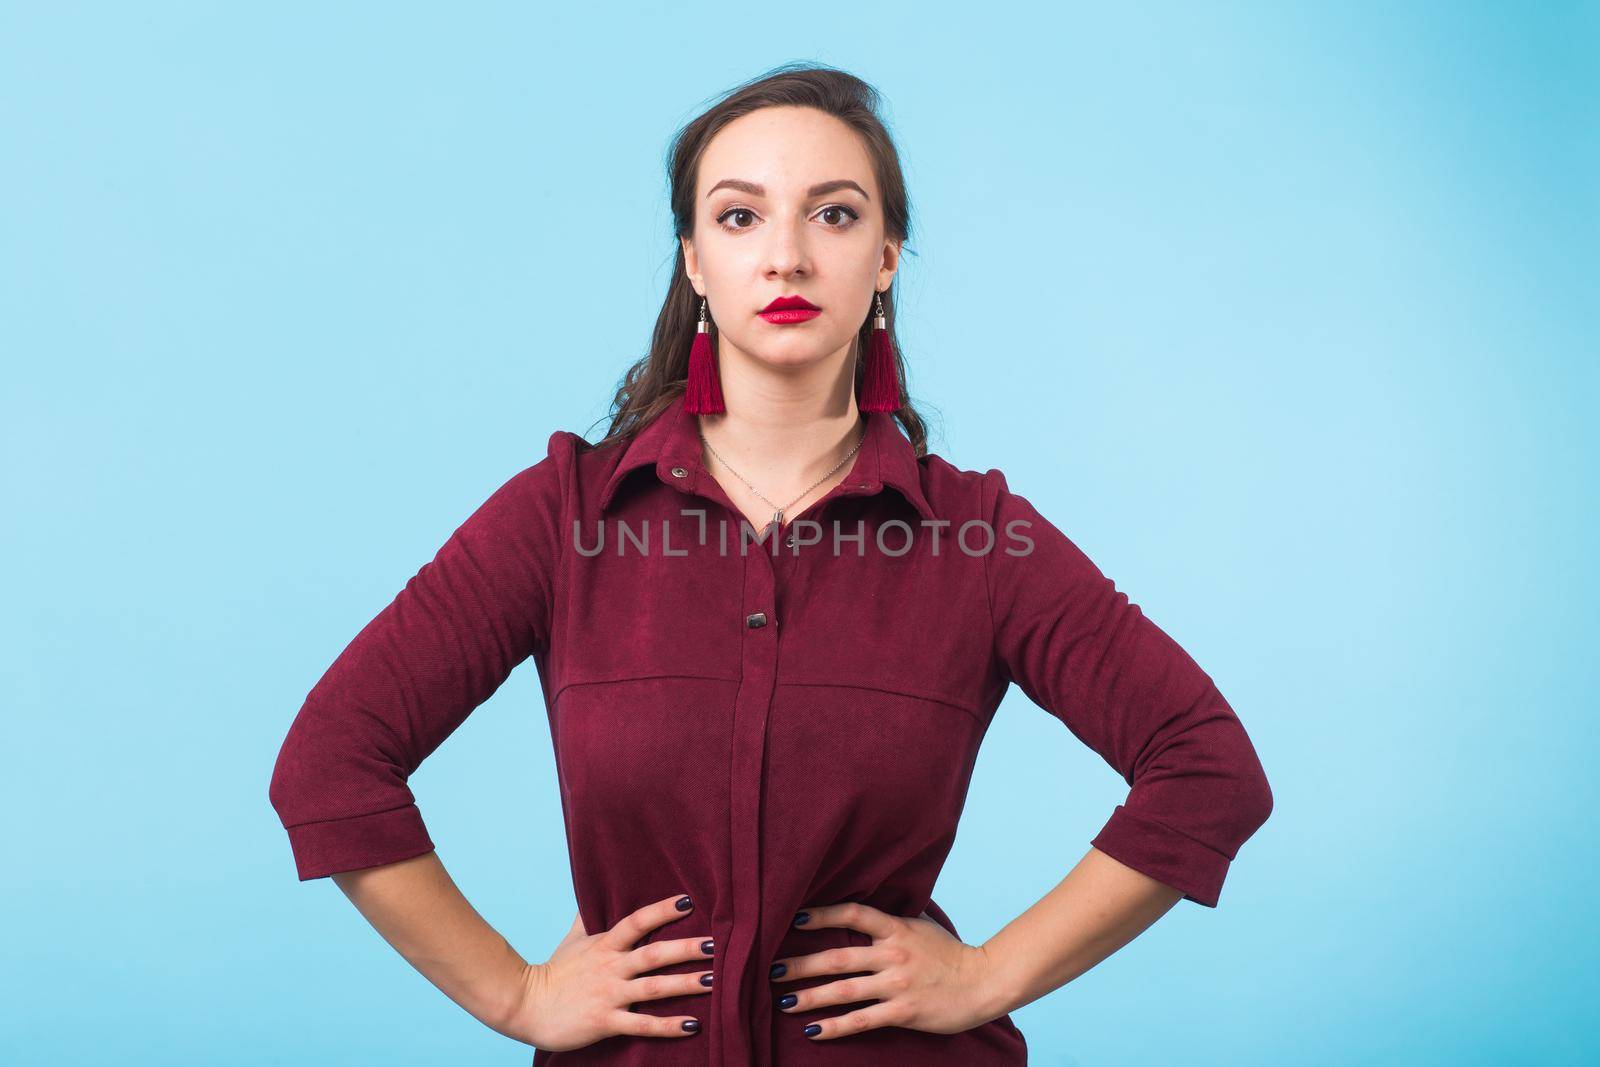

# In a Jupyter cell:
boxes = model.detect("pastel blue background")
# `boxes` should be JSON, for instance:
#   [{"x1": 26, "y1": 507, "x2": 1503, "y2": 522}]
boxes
[{"x1": 3, "y1": 3, "x2": 1594, "y2": 1064}]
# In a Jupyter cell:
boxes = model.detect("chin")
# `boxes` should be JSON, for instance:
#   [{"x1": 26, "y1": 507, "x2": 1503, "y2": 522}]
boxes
[{"x1": 741, "y1": 334, "x2": 846, "y2": 370}]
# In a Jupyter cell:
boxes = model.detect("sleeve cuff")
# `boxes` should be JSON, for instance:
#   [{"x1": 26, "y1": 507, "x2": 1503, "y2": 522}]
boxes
[
  {"x1": 282, "y1": 803, "x2": 436, "y2": 881},
  {"x1": 1089, "y1": 804, "x2": 1233, "y2": 908}
]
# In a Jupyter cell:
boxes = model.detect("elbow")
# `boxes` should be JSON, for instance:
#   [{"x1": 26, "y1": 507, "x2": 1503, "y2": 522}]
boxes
[
  {"x1": 268, "y1": 720, "x2": 330, "y2": 829},
  {"x1": 1246, "y1": 768, "x2": 1274, "y2": 835},
  {"x1": 1232, "y1": 760, "x2": 1274, "y2": 843},
  {"x1": 265, "y1": 702, "x2": 434, "y2": 881},
  {"x1": 1211, "y1": 690, "x2": 1273, "y2": 842},
  {"x1": 267, "y1": 699, "x2": 372, "y2": 827},
  {"x1": 267, "y1": 738, "x2": 301, "y2": 827}
]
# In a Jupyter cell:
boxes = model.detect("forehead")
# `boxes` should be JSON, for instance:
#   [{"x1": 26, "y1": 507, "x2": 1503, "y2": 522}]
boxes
[{"x1": 698, "y1": 106, "x2": 876, "y2": 198}]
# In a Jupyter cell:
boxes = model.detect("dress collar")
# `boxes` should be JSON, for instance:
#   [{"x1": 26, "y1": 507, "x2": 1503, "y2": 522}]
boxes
[{"x1": 596, "y1": 391, "x2": 934, "y2": 523}]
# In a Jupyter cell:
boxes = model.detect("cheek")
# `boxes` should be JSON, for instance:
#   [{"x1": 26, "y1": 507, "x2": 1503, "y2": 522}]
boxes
[
  {"x1": 830, "y1": 251, "x2": 890, "y2": 311},
  {"x1": 695, "y1": 244, "x2": 766, "y2": 306}
]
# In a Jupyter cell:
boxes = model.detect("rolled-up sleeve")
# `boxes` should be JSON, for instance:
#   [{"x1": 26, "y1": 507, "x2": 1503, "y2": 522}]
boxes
[
  {"x1": 268, "y1": 431, "x2": 573, "y2": 880},
  {"x1": 981, "y1": 469, "x2": 1272, "y2": 907}
]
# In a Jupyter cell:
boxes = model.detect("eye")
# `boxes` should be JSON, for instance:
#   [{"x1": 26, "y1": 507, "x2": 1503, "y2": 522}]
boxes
[
  {"x1": 712, "y1": 203, "x2": 862, "y2": 234},
  {"x1": 716, "y1": 207, "x2": 759, "y2": 232},
  {"x1": 816, "y1": 204, "x2": 860, "y2": 228}
]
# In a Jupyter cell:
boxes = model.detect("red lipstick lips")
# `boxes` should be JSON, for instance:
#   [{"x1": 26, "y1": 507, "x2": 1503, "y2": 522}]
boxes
[{"x1": 759, "y1": 294, "x2": 822, "y2": 324}]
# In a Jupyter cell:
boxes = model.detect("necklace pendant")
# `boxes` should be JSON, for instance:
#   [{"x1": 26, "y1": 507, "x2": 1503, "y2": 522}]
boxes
[{"x1": 770, "y1": 508, "x2": 783, "y2": 535}]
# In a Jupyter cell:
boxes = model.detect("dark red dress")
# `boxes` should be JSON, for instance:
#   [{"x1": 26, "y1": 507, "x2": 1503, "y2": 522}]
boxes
[{"x1": 269, "y1": 391, "x2": 1273, "y2": 1065}]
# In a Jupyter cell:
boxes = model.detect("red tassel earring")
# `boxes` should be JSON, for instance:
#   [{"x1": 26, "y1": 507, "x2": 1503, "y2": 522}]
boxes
[
  {"x1": 684, "y1": 295, "x2": 725, "y2": 414},
  {"x1": 859, "y1": 289, "x2": 901, "y2": 412}
]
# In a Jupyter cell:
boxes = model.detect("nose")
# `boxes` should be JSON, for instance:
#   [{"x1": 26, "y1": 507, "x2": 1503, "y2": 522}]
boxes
[{"x1": 763, "y1": 216, "x2": 809, "y2": 279}]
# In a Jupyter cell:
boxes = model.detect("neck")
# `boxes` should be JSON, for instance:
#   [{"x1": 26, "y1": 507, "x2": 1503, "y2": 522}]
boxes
[{"x1": 695, "y1": 341, "x2": 866, "y2": 501}]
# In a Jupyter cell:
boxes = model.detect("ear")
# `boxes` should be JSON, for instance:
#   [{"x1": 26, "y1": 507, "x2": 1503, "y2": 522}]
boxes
[
  {"x1": 681, "y1": 235, "x2": 704, "y2": 296},
  {"x1": 876, "y1": 236, "x2": 903, "y2": 292}
]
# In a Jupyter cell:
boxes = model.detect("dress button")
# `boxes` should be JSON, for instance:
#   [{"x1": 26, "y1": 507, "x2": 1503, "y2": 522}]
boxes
[
  {"x1": 670, "y1": 466, "x2": 687, "y2": 478},
  {"x1": 746, "y1": 612, "x2": 767, "y2": 629}
]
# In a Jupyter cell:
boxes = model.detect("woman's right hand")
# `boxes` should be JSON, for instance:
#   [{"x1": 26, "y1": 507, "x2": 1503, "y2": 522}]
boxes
[{"x1": 500, "y1": 892, "x2": 715, "y2": 1052}]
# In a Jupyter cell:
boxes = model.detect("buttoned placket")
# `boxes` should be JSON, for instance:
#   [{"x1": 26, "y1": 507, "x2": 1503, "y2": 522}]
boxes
[{"x1": 657, "y1": 449, "x2": 882, "y2": 1066}]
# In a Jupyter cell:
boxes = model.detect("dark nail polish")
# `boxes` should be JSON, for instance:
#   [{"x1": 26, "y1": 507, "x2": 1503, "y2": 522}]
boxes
[
  {"x1": 700, "y1": 972, "x2": 714, "y2": 987},
  {"x1": 792, "y1": 911, "x2": 810, "y2": 926},
  {"x1": 676, "y1": 895, "x2": 693, "y2": 911},
  {"x1": 804, "y1": 1023, "x2": 822, "y2": 1037},
  {"x1": 682, "y1": 1019, "x2": 700, "y2": 1033},
  {"x1": 779, "y1": 993, "x2": 797, "y2": 1010},
  {"x1": 701, "y1": 939, "x2": 715, "y2": 955},
  {"x1": 769, "y1": 962, "x2": 787, "y2": 979}
]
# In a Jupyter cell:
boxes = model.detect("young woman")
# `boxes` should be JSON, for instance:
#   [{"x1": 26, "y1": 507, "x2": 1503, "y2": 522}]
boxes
[{"x1": 269, "y1": 63, "x2": 1273, "y2": 1066}]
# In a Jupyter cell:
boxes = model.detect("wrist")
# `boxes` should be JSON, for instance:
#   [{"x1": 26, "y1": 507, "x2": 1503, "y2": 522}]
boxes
[
  {"x1": 487, "y1": 961, "x2": 546, "y2": 1042},
  {"x1": 971, "y1": 940, "x2": 1021, "y2": 1023}
]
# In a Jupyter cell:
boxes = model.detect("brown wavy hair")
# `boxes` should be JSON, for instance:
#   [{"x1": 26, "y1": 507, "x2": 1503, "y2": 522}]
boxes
[{"x1": 583, "y1": 62, "x2": 928, "y2": 456}]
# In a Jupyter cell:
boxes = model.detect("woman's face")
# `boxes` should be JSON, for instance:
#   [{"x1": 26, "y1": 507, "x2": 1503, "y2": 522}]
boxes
[{"x1": 682, "y1": 105, "x2": 901, "y2": 386}]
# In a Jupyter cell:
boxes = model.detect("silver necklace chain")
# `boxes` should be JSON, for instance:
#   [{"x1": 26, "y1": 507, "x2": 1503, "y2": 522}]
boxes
[{"x1": 698, "y1": 421, "x2": 866, "y2": 532}]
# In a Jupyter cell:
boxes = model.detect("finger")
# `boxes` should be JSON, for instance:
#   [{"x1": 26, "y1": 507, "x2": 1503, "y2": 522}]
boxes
[
  {"x1": 608, "y1": 1008, "x2": 703, "y2": 1039},
  {"x1": 770, "y1": 945, "x2": 877, "y2": 982},
  {"x1": 792, "y1": 901, "x2": 897, "y2": 940},
  {"x1": 624, "y1": 968, "x2": 716, "y2": 1002},
  {"x1": 800, "y1": 1001, "x2": 901, "y2": 1040},
  {"x1": 602, "y1": 893, "x2": 695, "y2": 950},
  {"x1": 775, "y1": 973, "x2": 885, "y2": 1013},
  {"x1": 624, "y1": 934, "x2": 716, "y2": 977}
]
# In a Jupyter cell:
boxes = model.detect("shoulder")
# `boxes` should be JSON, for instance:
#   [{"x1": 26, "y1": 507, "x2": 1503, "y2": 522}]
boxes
[
  {"x1": 507, "y1": 428, "x2": 601, "y2": 488},
  {"x1": 464, "y1": 429, "x2": 591, "y2": 528},
  {"x1": 915, "y1": 449, "x2": 1035, "y2": 525}
]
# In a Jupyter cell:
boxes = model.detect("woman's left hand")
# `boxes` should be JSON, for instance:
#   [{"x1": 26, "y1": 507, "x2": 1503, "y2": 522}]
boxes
[{"x1": 770, "y1": 901, "x2": 1006, "y2": 1040}]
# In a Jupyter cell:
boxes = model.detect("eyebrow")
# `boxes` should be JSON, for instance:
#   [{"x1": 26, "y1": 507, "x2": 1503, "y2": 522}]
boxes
[{"x1": 705, "y1": 178, "x2": 871, "y2": 200}]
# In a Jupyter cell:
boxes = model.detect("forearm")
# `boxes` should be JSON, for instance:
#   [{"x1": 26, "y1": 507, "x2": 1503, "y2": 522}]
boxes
[
  {"x1": 331, "y1": 850, "x2": 534, "y2": 1035},
  {"x1": 977, "y1": 845, "x2": 1183, "y2": 1018}
]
